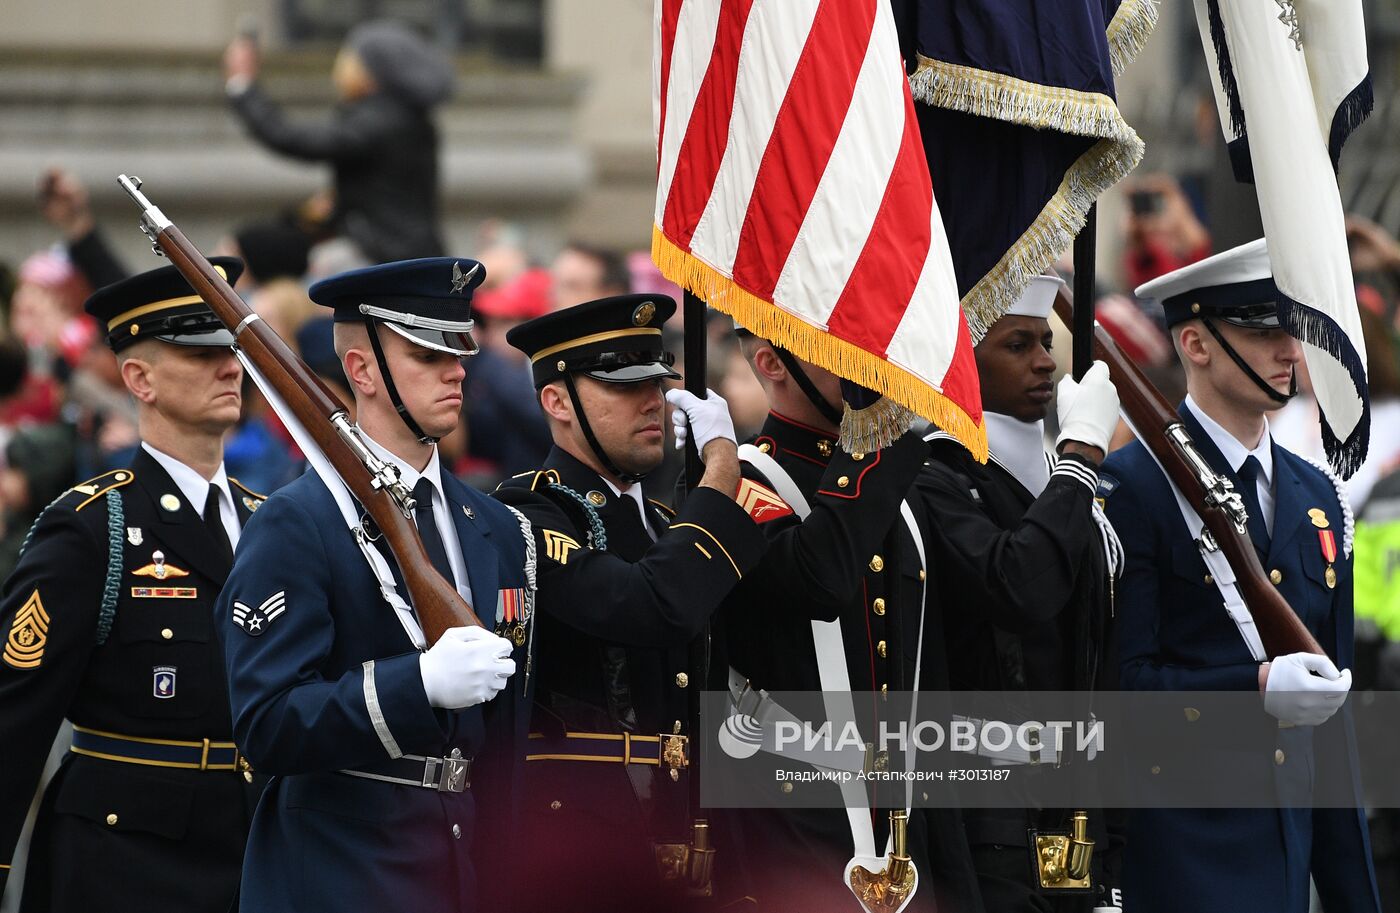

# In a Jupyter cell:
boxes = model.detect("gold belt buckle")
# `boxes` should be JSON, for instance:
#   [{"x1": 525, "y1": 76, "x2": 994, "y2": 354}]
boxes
[{"x1": 659, "y1": 732, "x2": 689, "y2": 782}]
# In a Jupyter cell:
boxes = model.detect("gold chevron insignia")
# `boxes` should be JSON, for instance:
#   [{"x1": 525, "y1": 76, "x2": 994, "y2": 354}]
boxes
[
  {"x1": 4, "y1": 590, "x2": 50, "y2": 669},
  {"x1": 543, "y1": 529, "x2": 582, "y2": 565},
  {"x1": 735, "y1": 478, "x2": 793, "y2": 524}
]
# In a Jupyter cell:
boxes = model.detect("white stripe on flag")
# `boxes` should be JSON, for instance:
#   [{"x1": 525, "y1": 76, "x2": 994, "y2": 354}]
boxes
[
  {"x1": 885, "y1": 205, "x2": 964, "y2": 380},
  {"x1": 771, "y1": 10, "x2": 900, "y2": 327},
  {"x1": 655, "y1": 0, "x2": 725, "y2": 226},
  {"x1": 652, "y1": 0, "x2": 662, "y2": 153},
  {"x1": 689, "y1": 0, "x2": 822, "y2": 275}
]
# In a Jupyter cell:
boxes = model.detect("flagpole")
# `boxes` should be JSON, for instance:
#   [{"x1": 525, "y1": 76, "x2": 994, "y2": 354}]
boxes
[
  {"x1": 1071, "y1": 204, "x2": 1097, "y2": 380},
  {"x1": 680, "y1": 289, "x2": 714, "y2": 895},
  {"x1": 682, "y1": 291, "x2": 707, "y2": 489}
]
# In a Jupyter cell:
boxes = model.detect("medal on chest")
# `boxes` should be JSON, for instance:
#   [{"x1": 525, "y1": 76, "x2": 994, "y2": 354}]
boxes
[{"x1": 1311, "y1": 508, "x2": 1338, "y2": 589}]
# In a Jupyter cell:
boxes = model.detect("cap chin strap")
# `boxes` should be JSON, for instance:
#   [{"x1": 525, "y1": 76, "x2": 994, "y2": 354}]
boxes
[
  {"x1": 362, "y1": 316, "x2": 441, "y2": 445},
  {"x1": 1201, "y1": 317, "x2": 1296, "y2": 405},
  {"x1": 561, "y1": 373, "x2": 647, "y2": 485},
  {"x1": 774, "y1": 348, "x2": 844, "y2": 428}
]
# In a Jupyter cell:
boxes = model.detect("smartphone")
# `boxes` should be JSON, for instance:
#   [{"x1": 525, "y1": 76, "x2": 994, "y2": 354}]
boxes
[{"x1": 1129, "y1": 189, "x2": 1163, "y2": 217}]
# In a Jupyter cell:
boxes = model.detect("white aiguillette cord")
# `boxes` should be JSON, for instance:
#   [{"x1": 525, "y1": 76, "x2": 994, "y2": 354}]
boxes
[{"x1": 237, "y1": 354, "x2": 427, "y2": 649}]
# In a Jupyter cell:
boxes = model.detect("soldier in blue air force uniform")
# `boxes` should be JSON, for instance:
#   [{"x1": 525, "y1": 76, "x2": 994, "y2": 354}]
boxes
[
  {"x1": 216, "y1": 258, "x2": 534, "y2": 913},
  {"x1": 1101, "y1": 240, "x2": 1380, "y2": 913},
  {"x1": 0, "y1": 259, "x2": 263, "y2": 912}
]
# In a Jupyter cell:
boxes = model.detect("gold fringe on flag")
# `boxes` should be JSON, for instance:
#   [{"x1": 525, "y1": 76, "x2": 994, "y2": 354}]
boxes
[
  {"x1": 909, "y1": 56, "x2": 1147, "y2": 342},
  {"x1": 1107, "y1": 0, "x2": 1160, "y2": 77},
  {"x1": 652, "y1": 227, "x2": 988, "y2": 461}
]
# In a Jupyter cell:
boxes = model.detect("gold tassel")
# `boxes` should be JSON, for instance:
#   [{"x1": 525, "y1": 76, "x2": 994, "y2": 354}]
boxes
[
  {"x1": 651, "y1": 228, "x2": 988, "y2": 462},
  {"x1": 841, "y1": 398, "x2": 917, "y2": 454}
]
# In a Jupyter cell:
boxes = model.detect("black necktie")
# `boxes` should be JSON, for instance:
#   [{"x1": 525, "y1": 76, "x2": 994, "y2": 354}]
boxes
[
  {"x1": 413, "y1": 477, "x2": 456, "y2": 587},
  {"x1": 1237, "y1": 456, "x2": 1271, "y2": 556},
  {"x1": 203, "y1": 487, "x2": 234, "y2": 565}
]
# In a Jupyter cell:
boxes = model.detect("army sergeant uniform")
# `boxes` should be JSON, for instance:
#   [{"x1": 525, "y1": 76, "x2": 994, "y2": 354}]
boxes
[
  {"x1": 0, "y1": 262, "x2": 264, "y2": 912},
  {"x1": 492, "y1": 295, "x2": 767, "y2": 911}
]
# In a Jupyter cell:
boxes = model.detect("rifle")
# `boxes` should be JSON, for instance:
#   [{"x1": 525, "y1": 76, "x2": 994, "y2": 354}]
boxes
[
  {"x1": 117, "y1": 174, "x2": 481, "y2": 642},
  {"x1": 1053, "y1": 289, "x2": 1324, "y2": 659}
]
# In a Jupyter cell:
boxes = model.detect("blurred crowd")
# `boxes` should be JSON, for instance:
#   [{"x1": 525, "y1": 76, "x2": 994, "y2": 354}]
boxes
[{"x1": 0, "y1": 20, "x2": 1398, "y2": 681}]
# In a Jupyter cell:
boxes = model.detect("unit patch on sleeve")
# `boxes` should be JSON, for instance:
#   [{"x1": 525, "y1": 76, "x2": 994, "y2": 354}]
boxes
[
  {"x1": 543, "y1": 530, "x2": 581, "y2": 565},
  {"x1": 735, "y1": 478, "x2": 794, "y2": 524},
  {"x1": 232, "y1": 591, "x2": 287, "y2": 636},
  {"x1": 4, "y1": 590, "x2": 50, "y2": 669}
]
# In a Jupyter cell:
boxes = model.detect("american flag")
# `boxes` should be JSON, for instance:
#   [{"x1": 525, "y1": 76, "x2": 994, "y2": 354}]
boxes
[{"x1": 651, "y1": 0, "x2": 985, "y2": 458}]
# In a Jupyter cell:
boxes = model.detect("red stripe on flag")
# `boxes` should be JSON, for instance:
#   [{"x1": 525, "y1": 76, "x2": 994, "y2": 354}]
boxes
[
  {"x1": 730, "y1": 0, "x2": 876, "y2": 299},
  {"x1": 656, "y1": 0, "x2": 684, "y2": 177},
  {"x1": 825, "y1": 89, "x2": 933, "y2": 354},
  {"x1": 940, "y1": 311, "x2": 982, "y2": 424},
  {"x1": 661, "y1": 0, "x2": 755, "y2": 248}
]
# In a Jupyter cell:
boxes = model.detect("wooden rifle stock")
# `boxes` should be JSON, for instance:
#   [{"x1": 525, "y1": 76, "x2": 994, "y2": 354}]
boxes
[
  {"x1": 118, "y1": 175, "x2": 480, "y2": 643},
  {"x1": 1052, "y1": 290, "x2": 1322, "y2": 659}
]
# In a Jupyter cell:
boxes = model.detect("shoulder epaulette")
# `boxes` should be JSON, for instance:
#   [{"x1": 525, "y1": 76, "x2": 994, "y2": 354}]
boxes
[
  {"x1": 1297, "y1": 454, "x2": 1355, "y2": 557},
  {"x1": 68, "y1": 469, "x2": 135, "y2": 512},
  {"x1": 647, "y1": 498, "x2": 677, "y2": 518},
  {"x1": 229, "y1": 477, "x2": 267, "y2": 500},
  {"x1": 498, "y1": 468, "x2": 561, "y2": 492}
]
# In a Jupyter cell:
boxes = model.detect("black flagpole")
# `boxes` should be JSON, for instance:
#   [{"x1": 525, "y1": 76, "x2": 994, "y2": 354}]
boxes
[
  {"x1": 682, "y1": 291, "x2": 707, "y2": 488},
  {"x1": 1072, "y1": 204, "x2": 1097, "y2": 380},
  {"x1": 680, "y1": 290, "x2": 712, "y2": 892}
]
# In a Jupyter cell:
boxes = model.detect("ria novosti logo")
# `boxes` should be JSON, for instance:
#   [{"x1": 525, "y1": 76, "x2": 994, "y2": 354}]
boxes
[{"x1": 717, "y1": 713, "x2": 764, "y2": 759}]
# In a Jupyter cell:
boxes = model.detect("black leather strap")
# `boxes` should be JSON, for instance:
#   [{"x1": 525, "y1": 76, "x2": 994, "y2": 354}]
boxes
[
  {"x1": 562, "y1": 372, "x2": 646, "y2": 484},
  {"x1": 1201, "y1": 317, "x2": 1295, "y2": 405},
  {"x1": 363, "y1": 316, "x2": 439, "y2": 444}
]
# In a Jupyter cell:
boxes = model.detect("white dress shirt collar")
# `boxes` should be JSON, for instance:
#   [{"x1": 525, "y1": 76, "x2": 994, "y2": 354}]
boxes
[
  {"x1": 360, "y1": 431, "x2": 444, "y2": 499},
  {"x1": 357, "y1": 429, "x2": 473, "y2": 604},
  {"x1": 1184, "y1": 395, "x2": 1273, "y2": 483},
  {"x1": 604, "y1": 478, "x2": 656, "y2": 541},
  {"x1": 141, "y1": 443, "x2": 240, "y2": 548}
]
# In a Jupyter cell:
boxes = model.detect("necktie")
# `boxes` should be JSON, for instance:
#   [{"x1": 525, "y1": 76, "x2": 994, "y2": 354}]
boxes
[
  {"x1": 413, "y1": 477, "x2": 456, "y2": 587},
  {"x1": 1236, "y1": 456, "x2": 1271, "y2": 557},
  {"x1": 203, "y1": 487, "x2": 234, "y2": 565}
]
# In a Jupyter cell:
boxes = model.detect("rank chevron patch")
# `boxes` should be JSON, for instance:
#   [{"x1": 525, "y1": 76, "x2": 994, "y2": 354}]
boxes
[
  {"x1": 542, "y1": 529, "x2": 581, "y2": 565},
  {"x1": 4, "y1": 590, "x2": 50, "y2": 669},
  {"x1": 736, "y1": 478, "x2": 794, "y2": 524},
  {"x1": 232, "y1": 591, "x2": 287, "y2": 637}
]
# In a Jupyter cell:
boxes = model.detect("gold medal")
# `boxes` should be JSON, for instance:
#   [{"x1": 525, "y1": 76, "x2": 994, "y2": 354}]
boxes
[{"x1": 1325, "y1": 565, "x2": 1337, "y2": 589}]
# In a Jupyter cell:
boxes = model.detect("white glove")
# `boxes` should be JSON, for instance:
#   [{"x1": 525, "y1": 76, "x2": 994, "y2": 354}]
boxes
[
  {"x1": 1263, "y1": 652, "x2": 1351, "y2": 727},
  {"x1": 665, "y1": 387, "x2": 737, "y2": 452},
  {"x1": 419, "y1": 625, "x2": 516, "y2": 710},
  {"x1": 1055, "y1": 361, "x2": 1120, "y2": 454}
]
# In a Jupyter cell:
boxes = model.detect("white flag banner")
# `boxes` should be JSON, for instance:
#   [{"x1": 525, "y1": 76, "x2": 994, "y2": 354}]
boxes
[{"x1": 1193, "y1": 0, "x2": 1372, "y2": 477}]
